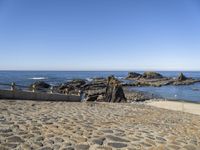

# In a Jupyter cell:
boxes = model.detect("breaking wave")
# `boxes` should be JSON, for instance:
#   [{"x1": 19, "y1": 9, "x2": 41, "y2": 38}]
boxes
[{"x1": 29, "y1": 77, "x2": 47, "y2": 80}]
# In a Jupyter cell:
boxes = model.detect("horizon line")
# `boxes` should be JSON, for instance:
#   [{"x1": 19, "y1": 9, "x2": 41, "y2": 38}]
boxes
[{"x1": 0, "y1": 70, "x2": 200, "y2": 72}]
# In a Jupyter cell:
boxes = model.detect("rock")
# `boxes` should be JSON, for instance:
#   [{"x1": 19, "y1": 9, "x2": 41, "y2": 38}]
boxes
[
  {"x1": 2, "y1": 143, "x2": 18, "y2": 148},
  {"x1": 106, "y1": 135, "x2": 130, "y2": 142},
  {"x1": 124, "y1": 89, "x2": 158, "y2": 102},
  {"x1": 56, "y1": 79, "x2": 86, "y2": 94},
  {"x1": 85, "y1": 94, "x2": 99, "y2": 102},
  {"x1": 178, "y1": 72, "x2": 187, "y2": 81},
  {"x1": 92, "y1": 138, "x2": 105, "y2": 145},
  {"x1": 105, "y1": 76, "x2": 126, "y2": 103},
  {"x1": 75, "y1": 144, "x2": 90, "y2": 150},
  {"x1": 30, "y1": 81, "x2": 50, "y2": 90},
  {"x1": 142, "y1": 72, "x2": 163, "y2": 79},
  {"x1": 35, "y1": 136, "x2": 44, "y2": 141},
  {"x1": 39, "y1": 147, "x2": 52, "y2": 150},
  {"x1": 54, "y1": 137, "x2": 64, "y2": 143},
  {"x1": 61, "y1": 147, "x2": 74, "y2": 150},
  {"x1": 126, "y1": 72, "x2": 141, "y2": 79},
  {"x1": 6, "y1": 136, "x2": 24, "y2": 143},
  {"x1": 107, "y1": 143, "x2": 127, "y2": 148},
  {"x1": 92, "y1": 77, "x2": 107, "y2": 83},
  {"x1": 0, "y1": 128, "x2": 12, "y2": 133}
]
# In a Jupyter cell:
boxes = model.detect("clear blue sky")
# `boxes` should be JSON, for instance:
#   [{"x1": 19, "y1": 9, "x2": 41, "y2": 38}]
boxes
[{"x1": 0, "y1": 0, "x2": 200, "y2": 71}]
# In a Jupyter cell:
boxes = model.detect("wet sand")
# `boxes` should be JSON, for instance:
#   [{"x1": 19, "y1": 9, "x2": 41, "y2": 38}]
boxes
[{"x1": 0, "y1": 100, "x2": 200, "y2": 150}]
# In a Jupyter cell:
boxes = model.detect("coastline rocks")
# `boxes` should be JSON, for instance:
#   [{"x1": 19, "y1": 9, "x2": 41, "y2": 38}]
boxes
[
  {"x1": 124, "y1": 72, "x2": 200, "y2": 87},
  {"x1": 178, "y1": 73, "x2": 187, "y2": 81},
  {"x1": 56, "y1": 79, "x2": 86, "y2": 94},
  {"x1": 126, "y1": 72, "x2": 141, "y2": 79},
  {"x1": 142, "y1": 72, "x2": 163, "y2": 79},
  {"x1": 105, "y1": 76, "x2": 126, "y2": 103},
  {"x1": 30, "y1": 81, "x2": 51, "y2": 90},
  {"x1": 124, "y1": 89, "x2": 158, "y2": 102}
]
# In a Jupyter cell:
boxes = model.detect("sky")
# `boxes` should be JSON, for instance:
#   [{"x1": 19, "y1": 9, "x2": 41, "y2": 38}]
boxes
[{"x1": 0, "y1": 0, "x2": 200, "y2": 71}]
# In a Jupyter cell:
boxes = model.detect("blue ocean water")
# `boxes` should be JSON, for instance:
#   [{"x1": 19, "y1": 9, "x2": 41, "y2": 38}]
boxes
[{"x1": 0, "y1": 71, "x2": 200, "y2": 102}]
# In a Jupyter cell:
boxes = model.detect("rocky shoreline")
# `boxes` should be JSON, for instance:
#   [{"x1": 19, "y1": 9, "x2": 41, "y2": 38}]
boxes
[
  {"x1": 124, "y1": 72, "x2": 200, "y2": 87},
  {"x1": 28, "y1": 72, "x2": 200, "y2": 103}
]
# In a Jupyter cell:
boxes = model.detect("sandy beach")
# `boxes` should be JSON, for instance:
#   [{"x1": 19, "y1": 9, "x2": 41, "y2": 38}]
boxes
[{"x1": 0, "y1": 100, "x2": 200, "y2": 150}]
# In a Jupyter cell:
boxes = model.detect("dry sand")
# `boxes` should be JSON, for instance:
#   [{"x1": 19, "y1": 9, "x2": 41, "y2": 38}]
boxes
[
  {"x1": 0, "y1": 100, "x2": 200, "y2": 150},
  {"x1": 147, "y1": 100, "x2": 200, "y2": 116}
]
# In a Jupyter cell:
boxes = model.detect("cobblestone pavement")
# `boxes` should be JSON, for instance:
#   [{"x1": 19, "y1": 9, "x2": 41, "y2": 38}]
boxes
[{"x1": 0, "y1": 100, "x2": 200, "y2": 150}]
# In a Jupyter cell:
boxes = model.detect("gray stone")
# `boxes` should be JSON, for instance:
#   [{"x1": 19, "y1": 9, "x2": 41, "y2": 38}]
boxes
[
  {"x1": 39, "y1": 147, "x2": 52, "y2": 150},
  {"x1": 2, "y1": 143, "x2": 18, "y2": 148},
  {"x1": 36, "y1": 136, "x2": 44, "y2": 141},
  {"x1": 53, "y1": 145, "x2": 61, "y2": 149},
  {"x1": 6, "y1": 136, "x2": 24, "y2": 143},
  {"x1": 106, "y1": 135, "x2": 130, "y2": 142},
  {"x1": 92, "y1": 138, "x2": 105, "y2": 145},
  {"x1": 75, "y1": 144, "x2": 90, "y2": 150},
  {"x1": 0, "y1": 128, "x2": 12, "y2": 133},
  {"x1": 61, "y1": 147, "x2": 74, "y2": 150},
  {"x1": 101, "y1": 130, "x2": 113, "y2": 133},
  {"x1": 55, "y1": 137, "x2": 64, "y2": 143},
  {"x1": 108, "y1": 142, "x2": 127, "y2": 148}
]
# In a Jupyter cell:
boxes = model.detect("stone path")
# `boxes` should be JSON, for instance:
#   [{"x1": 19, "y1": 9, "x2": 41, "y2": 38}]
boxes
[{"x1": 0, "y1": 100, "x2": 200, "y2": 150}]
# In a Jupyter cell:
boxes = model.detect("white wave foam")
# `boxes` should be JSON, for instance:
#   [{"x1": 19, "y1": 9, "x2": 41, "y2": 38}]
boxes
[
  {"x1": 86, "y1": 78, "x2": 93, "y2": 82},
  {"x1": 117, "y1": 76, "x2": 124, "y2": 79},
  {"x1": 29, "y1": 77, "x2": 46, "y2": 80}
]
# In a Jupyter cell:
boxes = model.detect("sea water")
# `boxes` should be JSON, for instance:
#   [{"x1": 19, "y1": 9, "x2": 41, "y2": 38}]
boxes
[{"x1": 0, "y1": 71, "x2": 200, "y2": 102}]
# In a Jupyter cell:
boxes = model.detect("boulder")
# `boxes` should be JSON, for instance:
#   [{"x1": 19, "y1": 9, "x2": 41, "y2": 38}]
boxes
[
  {"x1": 126, "y1": 72, "x2": 141, "y2": 79},
  {"x1": 178, "y1": 73, "x2": 187, "y2": 81},
  {"x1": 68, "y1": 79, "x2": 86, "y2": 88},
  {"x1": 105, "y1": 76, "x2": 126, "y2": 103},
  {"x1": 142, "y1": 72, "x2": 163, "y2": 79},
  {"x1": 56, "y1": 79, "x2": 86, "y2": 94},
  {"x1": 30, "y1": 81, "x2": 50, "y2": 90}
]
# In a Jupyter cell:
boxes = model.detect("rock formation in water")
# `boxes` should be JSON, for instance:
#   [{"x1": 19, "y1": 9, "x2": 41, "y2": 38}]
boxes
[
  {"x1": 105, "y1": 76, "x2": 127, "y2": 103},
  {"x1": 142, "y1": 72, "x2": 163, "y2": 79},
  {"x1": 178, "y1": 73, "x2": 187, "y2": 81},
  {"x1": 30, "y1": 81, "x2": 51, "y2": 90},
  {"x1": 126, "y1": 72, "x2": 142, "y2": 79}
]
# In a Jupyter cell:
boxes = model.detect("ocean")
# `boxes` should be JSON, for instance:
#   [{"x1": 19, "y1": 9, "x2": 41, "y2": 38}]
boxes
[{"x1": 0, "y1": 71, "x2": 200, "y2": 102}]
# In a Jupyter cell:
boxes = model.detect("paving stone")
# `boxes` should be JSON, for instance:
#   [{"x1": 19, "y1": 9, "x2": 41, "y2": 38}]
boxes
[
  {"x1": 106, "y1": 135, "x2": 130, "y2": 142},
  {"x1": 108, "y1": 142, "x2": 128, "y2": 148},
  {"x1": 39, "y1": 147, "x2": 53, "y2": 150},
  {"x1": 2, "y1": 143, "x2": 18, "y2": 148},
  {"x1": 0, "y1": 128, "x2": 12, "y2": 133},
  {"x1": 75, "y1": 144, "x2": 90, "y2": 150},
  {"x1": 6, "y1": 136, "x2": 24, "y2": 143}
]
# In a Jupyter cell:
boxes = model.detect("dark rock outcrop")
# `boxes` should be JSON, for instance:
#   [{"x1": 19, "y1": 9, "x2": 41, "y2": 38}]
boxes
[
  {"x1": 105, "y1": 76, "x2": 126, "y2": 103},
  {"x1": 178, "y1": 73, "x2": 187, "y2": 81},
  {"x1": 30, "y1": 81, "x2": 51, "y2": 90},
  {"x1": 56, "y1": 79, "x2": 86, "y2": 94},
  {"x1": 126, "y1": 72, "x2": 141, "y2": 79},
  {"x1": 142, "y1": 72, "x2": 163, "y2": 79}
]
